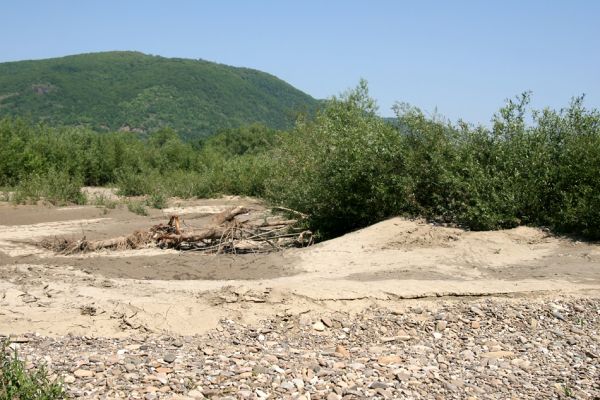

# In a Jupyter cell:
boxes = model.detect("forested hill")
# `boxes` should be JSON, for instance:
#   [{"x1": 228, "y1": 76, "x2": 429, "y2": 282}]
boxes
[{"x1": 0, "y1": 51, "x2": 320, "y2": 138}]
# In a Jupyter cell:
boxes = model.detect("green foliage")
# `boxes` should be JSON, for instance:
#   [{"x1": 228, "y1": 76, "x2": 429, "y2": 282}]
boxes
[
  {"x1": 401, "y1": 91, "x2": 600, "y2": 239},
  {"x1": 268, "y1": 80, "x2": 411, "y2": 236},
  {"x1": 12, "y1": 169, "x2": 86, "y2": 205},
  {"x1": 1, "y1": 81, "x2": 599, "y2": 241},
  {"x1": 0, "y1": 118, "x2": 147, "y2": 188},
  {"x1": 91, "y1": 194, "x2": 118, "y2": 209},
  {"x1": 1, "y1": 342, "x2": 65, "y2": 400},
  {"x1": 0, "y1": 51, "x2": 320, "y2": 139},
  {"x1": 127, "y1": 200, "x2": 148, "y2": 216},
  {"x1": 147, "y1": 190, "x2": 167, "y2": 209},
  {"x1": 269, "y1": 82, "x2": 600, "y2": 240},
  {"x1": 115, "y1": 169, "x2": 160, "y2": 197},
  {"x1": 198, "y1": 124, "x2": 283, "y2": 158}
]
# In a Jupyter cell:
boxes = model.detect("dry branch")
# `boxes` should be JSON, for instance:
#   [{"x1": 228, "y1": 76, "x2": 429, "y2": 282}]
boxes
[
  {"x1": 211, "y1": 206, "x2": 248, "y2": 225},
  {"x1": 40, "y1": 206, "x2": 312, "y2": 255}
]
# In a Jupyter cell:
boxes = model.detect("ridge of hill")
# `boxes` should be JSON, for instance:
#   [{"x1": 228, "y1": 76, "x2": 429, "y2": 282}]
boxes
[{"x1": 0, "y1": 51, "x2": 320, "y2": 138}]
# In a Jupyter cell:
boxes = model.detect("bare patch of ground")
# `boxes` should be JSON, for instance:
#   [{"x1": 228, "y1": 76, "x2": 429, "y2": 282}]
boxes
[{"x1": 1, "y1": 196, "x2": 599, "y2": 338}]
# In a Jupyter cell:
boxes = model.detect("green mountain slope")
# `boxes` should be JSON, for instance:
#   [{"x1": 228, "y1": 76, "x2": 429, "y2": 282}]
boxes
[{"x1": 0, "y1": 51, "x2": 319, "y2": 138}]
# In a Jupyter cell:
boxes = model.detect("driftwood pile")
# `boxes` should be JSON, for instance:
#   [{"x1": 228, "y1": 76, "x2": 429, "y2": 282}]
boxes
[{"x1": 40, "y1": 206, "x2": 313, "y2": 255}]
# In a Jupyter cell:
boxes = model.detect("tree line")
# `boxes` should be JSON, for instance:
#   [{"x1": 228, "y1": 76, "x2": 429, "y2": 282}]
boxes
[{"x1": 1, "y1": 81, "x2": 598, "y2": 239}]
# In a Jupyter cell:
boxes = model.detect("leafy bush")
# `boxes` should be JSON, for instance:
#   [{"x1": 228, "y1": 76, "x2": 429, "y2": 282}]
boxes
[
  {"x1": 127, "y1": 200, "x2": 148, "y2": 216},
  {"x1": 1, "y1": 342, "x2": 65, "y2": 400},
  {"x1": 158, "y1": 170, "x2": 212, "y2": 199},
  {"x1": 12, "y1": 169, "x2": 86, "y2": 205},
  {"x1": 539, "y1": 98, "x2": 600, "y2": 238},
  {"x1": 198, "y1": 124, "x2": 283, "y2": 158},
  {"x1": 147, "y1": 190, "x2": 167, "y2": 209},
  {"x1": 397, "y1": 92, "x2": 600, "y2": 239},
  {"x1": 268, "y1": 80, "x2": 412, "y2": 237},
  {"x1": 90, "y1": 193, "x2": 118, "y2": 209},
  {"x1": 269, "y1": 82, "x2": 600, "y2": 240},
  {"x1": 115, "y1": 169, "x2": 158, "y2": 197}
]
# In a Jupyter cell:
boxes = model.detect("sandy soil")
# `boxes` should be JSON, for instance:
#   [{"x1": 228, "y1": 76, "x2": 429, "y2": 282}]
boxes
[{"x1": 1, "y1": 196, "x2": 599, "y2": 338}]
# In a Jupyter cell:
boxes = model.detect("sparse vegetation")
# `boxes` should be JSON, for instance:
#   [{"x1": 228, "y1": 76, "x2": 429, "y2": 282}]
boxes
[
  {"x1": 1, "y1": 81, "x2": 599, "y2": 240},
  {"x1": 127, "y1": 200, "x2": 148, "y2": 216},
  {"x1": 0, "y1": 341, "x2": 65, "y2": 400},
  {"x1": 0, "y1": 189, "x2": 10, "y2": 202},
  {"x1": 91, "y1": 194, "x2": 118, "y2": 209},
  {"x1": 147, "y1": 190, "x2": 167, "y2": 209}
]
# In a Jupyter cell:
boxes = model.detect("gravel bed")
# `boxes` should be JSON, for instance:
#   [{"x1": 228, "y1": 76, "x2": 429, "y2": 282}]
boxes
[{"x1": 5, "y1": 297, "x2": 599, "y2": 399}]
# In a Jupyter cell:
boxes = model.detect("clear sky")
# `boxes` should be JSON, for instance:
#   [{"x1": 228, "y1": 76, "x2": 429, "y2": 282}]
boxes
[{"x1": 1, "y1": 0, "x2": 599, "y2": 123}]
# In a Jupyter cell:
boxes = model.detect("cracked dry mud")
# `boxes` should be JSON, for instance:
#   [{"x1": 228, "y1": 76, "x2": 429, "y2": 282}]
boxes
[{"x1": 1, "y1": 196, "x2": 600, "y2": 399}]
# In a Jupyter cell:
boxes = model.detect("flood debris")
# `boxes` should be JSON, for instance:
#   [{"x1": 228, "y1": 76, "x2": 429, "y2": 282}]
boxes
[{"x1": 40, "y1": 206, "x2": 313, "y2": 255}]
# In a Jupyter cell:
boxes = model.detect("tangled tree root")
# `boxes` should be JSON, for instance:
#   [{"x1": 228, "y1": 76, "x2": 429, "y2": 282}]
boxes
[{"x1": 40, "y1": 206, "x2": 313, "y2": 255}]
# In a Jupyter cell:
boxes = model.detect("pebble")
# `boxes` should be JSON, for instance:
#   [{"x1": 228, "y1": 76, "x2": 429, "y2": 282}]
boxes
[
  {"x1": 335, "y1": 344, "x2": 350, "y2": 358},
  {"x1": 482, "y1": 351, "x2": 515, "y2": 359},
  {"x1": 255, "y1": 389, "x2": 268, "y2": 398},
  {"x1": 552, "y1": 310, "x2": 566, "y2": 321},
  {"x1": 377, "y1": 355, "x2": 401, "y2": 365},
  {"x1": 313, "y1": 321, "x2": 326, "y2": 331},
  {"x1": 163, "y1": 353, "x2": 176, "y2": 363},
  {"x1": 292, "y1": 378, "x2": 305, "y2": 390},
  {"x1": 73, "y1": 369, "x2": 94, "y2": 378},
  {"x1": 370, "y1": 381, "x2": 388, "y2": 389},
  {"x1": 187, "y1": 389, "x2": 203, "y2": 398},
  {"x1": 470, "y1": 306, "x2": 484, "y2": 316}
]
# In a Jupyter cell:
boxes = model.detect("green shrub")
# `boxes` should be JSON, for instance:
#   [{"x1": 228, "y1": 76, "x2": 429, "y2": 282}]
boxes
[
  {"x1": 395, "y1": 92, "x2": 600, "y2": 239},
  {"x1": 12, "y1": 169, "x2": 86, "y2": 206},
  {"x1": 0, "y1": 342, "x2": 66, "y2": 400},
  {"x1": 147, "y1": 190, "x2": 167, "y2": 209},
  {"x1": 115, "y1": 170, "x2": 155, "y2": 197},
  {"x1": 160, "y1": 170, "x2": 212, "y2": 199},
  {"x1": 268, "y1": 80, "x2": 412, "y2": 237},
  {"x1": 127, "y1": 200, "x2": 148, "y2": 216},
  {"x1": 198, "y1": 124, "x2": 283, "y2": 158},
  {"x1": 542, "y1": 98, "x2": 600, "y2": 238},
  {"x1": 90, "y1": 193, "x2": 118, "y2": 209}
]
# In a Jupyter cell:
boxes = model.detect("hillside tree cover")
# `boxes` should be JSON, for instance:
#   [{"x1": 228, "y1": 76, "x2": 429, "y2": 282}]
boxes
[{"x1": 0, "y1": 51, "x2": 320, "y2": 139}]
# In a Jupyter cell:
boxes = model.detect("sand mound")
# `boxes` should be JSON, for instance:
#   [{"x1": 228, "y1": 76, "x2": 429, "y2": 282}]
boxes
[
  {"x1": 381, "y1": 221, "x2": 463, "y2": 250},
  {"x1": 315, "y1": 218, "x2": 554, "y2": 252}
]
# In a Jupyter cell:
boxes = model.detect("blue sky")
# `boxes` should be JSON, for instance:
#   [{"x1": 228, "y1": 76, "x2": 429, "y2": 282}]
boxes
[{"x1": 1, "y1": 0, "x2": 599, "y2": 122}]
